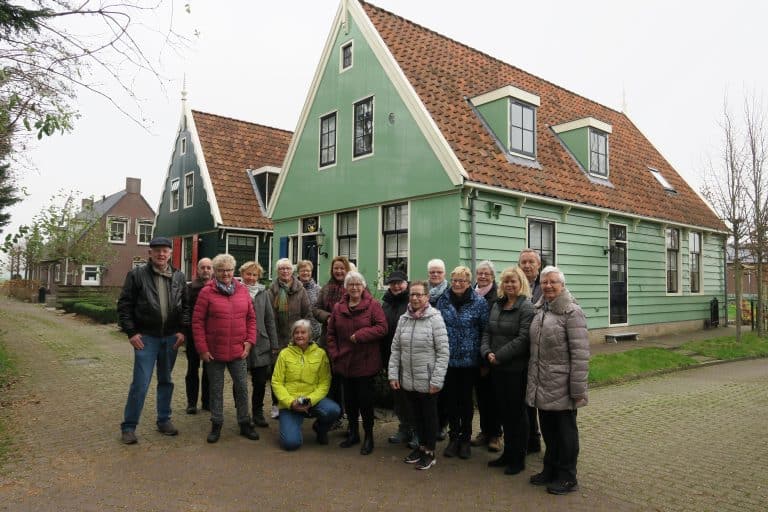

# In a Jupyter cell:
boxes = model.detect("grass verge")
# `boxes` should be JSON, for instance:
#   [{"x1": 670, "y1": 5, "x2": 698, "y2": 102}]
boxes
[
  {"x1": 681, "y1": 331, "x2": 768, "y2": 359},
  {"x1": 0, "y1": 337, "x2": 17, "y2": 461},
  {"x1": 589, "y1": 347, "x2": 697, "y2": 386}
]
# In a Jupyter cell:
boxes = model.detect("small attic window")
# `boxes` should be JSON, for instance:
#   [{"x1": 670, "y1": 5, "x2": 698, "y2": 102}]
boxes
[
  {"x1": 470, "y1": 85, "x2": 540, "y2": 159},
  {"x1": 589, "y1": 129, "x2": 609, "y2": 178},
  {"x1": 341, "y1": 41, "x2": 353, "y2": 71},
  {"x1": 250, "y1": 166, "x2": 280, "y2": 210},
  {"x1": 510, "y1": 100, "x2": 536, "y2": 157},
  {"x1": 649, "y1": 167, "x2": 676, "y2": 193},
  {"x1": 180, "y1": 137, "x2": 187, "y2": 155}
]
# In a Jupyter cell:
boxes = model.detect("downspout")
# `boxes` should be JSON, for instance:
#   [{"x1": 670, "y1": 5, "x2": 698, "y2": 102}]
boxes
[{"x1": 469, "y1": 188, "x2": 478, "y2": 271}]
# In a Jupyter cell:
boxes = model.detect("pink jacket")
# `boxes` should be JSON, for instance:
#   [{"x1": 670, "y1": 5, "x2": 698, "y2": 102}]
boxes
[
  {"x1": 327, "y1": 289, "x2": 387, "y2": 377},
  {"x1": 192, "y1": 280, "x2": 256, "y2": 362}
]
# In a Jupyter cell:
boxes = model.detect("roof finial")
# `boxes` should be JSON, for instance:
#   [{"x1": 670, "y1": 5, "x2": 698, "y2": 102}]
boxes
[{"x1": 182, "y1": 74, "x2": 188, "y2": 102}]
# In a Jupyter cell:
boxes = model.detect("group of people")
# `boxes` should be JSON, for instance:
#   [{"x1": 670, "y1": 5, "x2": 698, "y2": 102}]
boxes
[{"x1": 116, "y1": 237, "x2": 589, "y2": 496}]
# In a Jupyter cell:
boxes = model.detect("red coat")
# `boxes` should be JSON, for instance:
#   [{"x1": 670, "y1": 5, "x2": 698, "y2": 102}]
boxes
[
  {"x1": 327, "y1": 289, "x2": 387, "y2": 377},
  {"x1": 192, "y1": 280, "x2": 256, "y2": 362}
]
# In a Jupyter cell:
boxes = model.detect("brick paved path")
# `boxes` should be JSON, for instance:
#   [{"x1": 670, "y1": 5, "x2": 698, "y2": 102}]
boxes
[{"x1": 0, "y1": 297, "x2": 765, "y2": 511}]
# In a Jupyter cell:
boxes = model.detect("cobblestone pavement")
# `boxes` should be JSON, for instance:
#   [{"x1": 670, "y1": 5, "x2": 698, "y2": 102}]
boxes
[{"x1": 0, "y1": 297, "x2": 765, "y2": 511}]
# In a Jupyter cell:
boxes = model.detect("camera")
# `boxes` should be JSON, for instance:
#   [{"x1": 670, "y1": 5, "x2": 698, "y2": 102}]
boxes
[{"x1": 297, "y1": 396, "x2": 310, "y2": 406}]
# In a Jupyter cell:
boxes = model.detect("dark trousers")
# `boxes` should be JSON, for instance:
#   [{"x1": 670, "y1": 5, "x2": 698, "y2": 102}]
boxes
[
  {"x1": 492, "y1": 369, "x2": 529, "y2": 466},
  {"x1": 539, "y1": 409, "x2": 580, "y2": 482},
  {"x1": 328, "y1": 371, "x2": 345, "y2": 417},
  {"x1": 392, "y1": 387, "x2": 414, "y2": 431},
  {"x1": 343, "y1": 375, "x2": 375, "y2": 435},
  {"x1": 404, "y1": 390, "x2": 438, "y2": 451},
  {"x1": 249, "y1": 365, "x2": 269, "y2": 417},
  {"x1": 442, "y1": 367, "x2": 478, "y2": 441},
  {"x1": 476, "y1": 368, "x2": 502, "y2": 437},
  {"x1": 528, "y1": 406, "x2": 541, "y2": 443},
  {"x1": 185, "y1": 337, "x2": 209, "y2": 409}
]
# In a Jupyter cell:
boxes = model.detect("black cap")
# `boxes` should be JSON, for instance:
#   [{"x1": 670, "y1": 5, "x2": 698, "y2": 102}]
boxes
[
  {"x1": 385, "y1": 270, "x2": 408, "y2": 284},
  {"x1": 149, "y1": 236, "x2": 173, "y2": 248}
]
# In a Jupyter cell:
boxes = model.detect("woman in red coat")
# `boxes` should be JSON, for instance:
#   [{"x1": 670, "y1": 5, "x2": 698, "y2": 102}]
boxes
[
  {"x1": 327, "y1": 271, "x2": 387, "y2": 455},
  {"x1": 192, "y1": 253, "x2": 259, "y2": 444}
]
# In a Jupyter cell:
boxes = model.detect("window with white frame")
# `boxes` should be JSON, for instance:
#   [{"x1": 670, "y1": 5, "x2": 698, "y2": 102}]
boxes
[
  {"x1": 689, "y1": 231, "x2": 701, "y2": 293},
  {"x1": 528, "y1": 219, "x2": 555, "y2": 268},
  {"x1": 337, "y1": 211, "x2": 357, "y2": 264},
  {"x1": 184, "y1": 173, "x2": 194, "y2": 208},
  {"x1": 108, "y1": 217, "x2": 127, "y2": 244},
  {"x1": 137, "y1": 219, "x2": 153, "y2": 245},
  {"x1": 353, "y1": 96, "x2": 374, "y2": 158},
  {"x1": 132, "y1": 259, "x2": 146, "y2": 269},
  {"x1": 81, "y1": 265, "x2": 101, "y2": 286},
  {"x1": 382, "y1": 203, "x2": 408, "y2": 273},
  {"x1": 54, "y1": 263, "x2": 61, "y2": 282},
  {"x1": 666, "y1": 227, "x2": 680, "y2": 293},
  {"x1": 589, "y1": 129, "x2": 609, "y2": 177},
  {"x1": 170, "y1": 178, "x2": 180, "y2": 211},
  {"x1": 510, "y1": 100, "x2": 536, "y2": 156},
  {"x1": 320, "y1": 112, "x2": 337, "y2": 167},
  {"x1": 341, "y1": 41, "x2": 353, "y2": 71},
  {"x1": 180, "y1": 137, "x2": 187, "y2": 155}
]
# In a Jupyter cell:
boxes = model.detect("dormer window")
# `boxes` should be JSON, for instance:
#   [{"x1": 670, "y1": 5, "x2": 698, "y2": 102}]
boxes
[
  {"x1": 510, "y1": 100, "x2": 536, "y2": 157},
  {"x1": 470, "y1": 85, "x2": 540, "y2": 159},
  {"x1": 250, "y1": 166, "x2": 280, "y2": 212},
  {"x1": 589, "y1": 129, "x2": 608, "y2": 177}
]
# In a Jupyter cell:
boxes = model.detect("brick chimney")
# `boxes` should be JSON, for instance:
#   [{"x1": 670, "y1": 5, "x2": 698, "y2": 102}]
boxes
[
  {"x1": 81, "y1": 198, "x2": 93, "y2": 210},
  {"x1": 126, "y1": 177, "x2": 141, "y2": 195}
]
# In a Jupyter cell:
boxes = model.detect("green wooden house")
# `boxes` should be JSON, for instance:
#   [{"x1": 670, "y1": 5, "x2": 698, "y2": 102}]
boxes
[
  {"x1": 154, "y1": 96, "x2": 292, "y2": 280},
  {"x1": 268, "y1": 0, "x2": 727, "y2": 341}
]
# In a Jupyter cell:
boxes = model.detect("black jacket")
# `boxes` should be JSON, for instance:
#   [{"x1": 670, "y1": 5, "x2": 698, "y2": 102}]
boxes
[
  {"x1": 480, "y1": 295, "x2": 535, "y2": 372},
  {"x1": 381, "y1": 288, "x2": 409, "y2": 366},
  {"x1": 117, "y1": 263, "x2": 187, "y2": 338}
]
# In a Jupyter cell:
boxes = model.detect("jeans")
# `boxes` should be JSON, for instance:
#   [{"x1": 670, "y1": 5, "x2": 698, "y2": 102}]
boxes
[
  {"x1": 121, "y1": 334, "x2": 178, "y2": 432},
  {"x1": 279, "y1": 398, "x2": 341, "y2": 451},
  {"x1": 207, "y1": 358, "x2": 250, "y2": 425}
]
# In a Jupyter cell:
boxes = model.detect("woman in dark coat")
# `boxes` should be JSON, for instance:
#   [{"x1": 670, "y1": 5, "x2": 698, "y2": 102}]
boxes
[
  {"x1": 327, "y1": 271, "x2": 387, "y2": 455},
  {"x1": 480, "y1": 266, "x2": 534, "y2": 475}
]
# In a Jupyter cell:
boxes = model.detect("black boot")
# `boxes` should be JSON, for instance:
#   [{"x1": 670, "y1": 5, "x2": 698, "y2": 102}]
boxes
[
  {"x1": 239, "y1": 422, "x2": 260, "y2": 441},
  {"x1": 488, "y1": 452, "x2": 510, "y2": 467},
  {"x1": 207, "y1": 422, "x2": 222, "y2": 444},
  {"x1": 360, "y1": 433, "x2": 374, "y2": 455},
  {"x1": 340, "y1": 426, "x2": 360, "y2": 448},
  {"x1": 252, "y1": 408, "x2": 268, "y2": 428}
]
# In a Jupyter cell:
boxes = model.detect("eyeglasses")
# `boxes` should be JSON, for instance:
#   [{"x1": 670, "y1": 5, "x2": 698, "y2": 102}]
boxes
[
  {"x1": 451, "y1": 278, "x2": 468, "y2": 284},
  {"x1": 409, "y1": 292, "x2": 427, "y2": 297},
  {"x1": 347, "y1": 282, "x2": 364, "y2": 288},
  {"x1": 540, "y1": 280, "x2": 562, "y2": 286},
  {"x1": 216, "y1": 268, "x2": 235, "y2": 273}
]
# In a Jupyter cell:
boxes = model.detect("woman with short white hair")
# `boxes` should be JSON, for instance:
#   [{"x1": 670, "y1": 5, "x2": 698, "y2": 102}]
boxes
[{"x1": 427, "y1": 258, "x2": 448, "y2": 306}]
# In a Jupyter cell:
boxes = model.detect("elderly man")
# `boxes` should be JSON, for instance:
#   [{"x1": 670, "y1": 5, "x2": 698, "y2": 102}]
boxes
[
  {"x1": 118, "y1": 237, "x2": 188, "y2": 444},
  {"x1": 184, "y1": 257, "x2": 213, "y2": 414},
  {"x1": 518, "y1": 248, "x2": 543, "y2": 453}
]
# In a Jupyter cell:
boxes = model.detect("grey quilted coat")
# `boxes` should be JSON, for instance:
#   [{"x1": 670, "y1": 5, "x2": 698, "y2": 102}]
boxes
[
  {"x1": 388, "y1": 305, "x2": 450, "y2": 393},
  {"x1": 526, "y1": 289, "x2": 589, "y2": 410}
]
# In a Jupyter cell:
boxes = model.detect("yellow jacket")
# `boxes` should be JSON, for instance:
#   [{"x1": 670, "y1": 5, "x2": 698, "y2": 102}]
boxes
[{"x1": 271, "y1": 342, "x2": 331, "y2": 410}]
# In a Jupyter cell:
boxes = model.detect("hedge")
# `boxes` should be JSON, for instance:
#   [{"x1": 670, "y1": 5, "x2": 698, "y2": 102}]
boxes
[{"x1": 71, "y1": 302, "x2": 118, "y2": 324}]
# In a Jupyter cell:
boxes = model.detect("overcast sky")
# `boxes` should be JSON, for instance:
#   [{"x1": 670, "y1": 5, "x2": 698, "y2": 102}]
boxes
[{"x1": 5, "y1": 0, "x2": 767, "y2": 238}]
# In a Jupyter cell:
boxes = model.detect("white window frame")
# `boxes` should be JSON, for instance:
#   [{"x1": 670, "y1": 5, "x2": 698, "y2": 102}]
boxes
[
  {"x1": 81, "y1": 265, "x2": 101, "y2": 286},
  {"x1": 183, "y1": 172, "x2": 194, "y2": 208},
  {"x1": 666, "y1": 227, "x2": 681, "y2": 295},
  {"x1": 108, "y1": 217, "x2": 128, "y2": 244},
  {"x1": 509, "y1": 99, "x2": 536, "y2": 159},
  {"x1": 136, "y1": 219, "x2": 153, "y2": 245},
  {"x1": 589, "y1": 128, "x2": 609, "y2": 178},
  {"x1": 340, "y1": 40, "x2": 353, "y2": 73},
  {"x1": 527, "y1": 217, "x2": 557, "y2": 268},
  {"x1": 319, "y1": 110, "x2": 338, "y2": 169},
  {"x1": 170, "y1": 178, "x2": 180, "y2": 212},
  {"x1": 180, "y1": 137, "x2": 187, "y2": 155},
  {"x1": 380, "y1": 202, "x2": 409, "y2": 280},
  {"x1": 352, "y1": 95, "x2": 374, "y2": 160},
  {"x1": 336, "y1": 210, "x2": 358, "y2": 264},
  {"x1": 689, "y1": 231, "x2": 702, "y2": 294}
]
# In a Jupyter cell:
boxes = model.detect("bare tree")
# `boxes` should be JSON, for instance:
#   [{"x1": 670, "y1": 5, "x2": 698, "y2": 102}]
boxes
[{"x1": 702, "y1": 101, "x2": 749, "y2": 341}]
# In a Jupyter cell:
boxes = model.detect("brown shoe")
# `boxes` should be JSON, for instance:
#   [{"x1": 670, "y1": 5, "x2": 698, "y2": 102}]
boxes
[
  {"x1": 157, "y1": 421, "x2": 179, "y2": 436},
  {"x1": 470, "y1": 432, "x2": 488, "y2": 447},
  {"x1": 121, "y1": 431, "x2": 138, "y2": 444},
  {"x1": 488, "y1": 436, "x2": 503, "y2": 452}
]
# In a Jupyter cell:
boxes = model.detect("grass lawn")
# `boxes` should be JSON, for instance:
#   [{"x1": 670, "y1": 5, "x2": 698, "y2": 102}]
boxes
[
  {"x1": 681, "y1": 331, "x2": 768, "y2": 359},
  {"x1": 0, "y1": 338, "x2": 16, "y2": 461},
  {"x1": 589, "y1": 347, "x2": 697, "y2": 385}
]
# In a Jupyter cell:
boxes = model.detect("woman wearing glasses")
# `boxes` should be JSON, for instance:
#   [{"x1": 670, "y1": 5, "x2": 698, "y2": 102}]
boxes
[
  {"x1": 192, "y1": 253, "x2": 260, "y2": 443},
  {"x1": 435, "y1": 266, "x2": 489, "y2": 460}
]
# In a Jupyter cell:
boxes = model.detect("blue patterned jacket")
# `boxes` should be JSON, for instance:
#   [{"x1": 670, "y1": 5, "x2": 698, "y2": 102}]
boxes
[{"x1": 436, "y1": 288, "x2": 489, "y2": 368}]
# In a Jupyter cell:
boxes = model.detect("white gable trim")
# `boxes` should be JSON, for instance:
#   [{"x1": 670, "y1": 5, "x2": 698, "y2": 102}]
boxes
[
  {"x1": 268, "y1": 0, "x2": 466, "y2": 218},
  {"x1": 552, "y1": 117, "x2": 613, "y2": 134},
  {"x1": 187, "y1": 107, "x2": 223, "y2": 225},
  {"x1": 470, "y1": 85, "x2": 541, "y2": 108}
]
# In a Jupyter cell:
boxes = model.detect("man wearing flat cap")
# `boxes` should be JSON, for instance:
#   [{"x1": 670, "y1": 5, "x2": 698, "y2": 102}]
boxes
[{"x1": 117, "y1": 236, "x2": 188, "y2": 444}]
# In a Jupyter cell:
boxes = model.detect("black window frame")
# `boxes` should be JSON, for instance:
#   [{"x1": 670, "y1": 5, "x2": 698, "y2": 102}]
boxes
[
  {"x1": 319, "y1": 112, "x2": 337, "y2": 167},
  {"x1": 689, "y1": 231, "x2": 701, "y2": 293},
  {"x1": 589, "y1": 128, "x2": 609, "y2": 177},
  {"x1": 353, "y1": 96, "x2": 374, "y2": 158},
  {"x1": 337, "y1": 210, "x2": 358, "y2": 265},
  {"x1": 528, "y1": 219, "x2": 555, "y2": 268},
  {"x1": 509, "y1": 100, "x2": 536, "y2": 157},
  {"x1": 666, "y1": 228, "x2": 680, "y2": 293},
  {"x1": 382, "y1": 203, "x2": 408, "y2": 274}
]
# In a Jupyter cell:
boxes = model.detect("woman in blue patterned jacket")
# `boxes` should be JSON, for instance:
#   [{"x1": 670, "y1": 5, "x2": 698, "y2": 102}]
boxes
[{"x1": 435, "y1": 265, "x2": 489, "y2": 460}]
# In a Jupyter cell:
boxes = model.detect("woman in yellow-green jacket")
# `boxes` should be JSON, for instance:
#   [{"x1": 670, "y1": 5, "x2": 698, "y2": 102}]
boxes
[{"x1": 271, "y1": 319, "x2": 341, "y2": 450}]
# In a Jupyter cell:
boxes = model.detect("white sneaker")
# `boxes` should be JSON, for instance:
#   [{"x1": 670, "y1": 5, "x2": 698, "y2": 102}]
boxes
[{"x1": 270, "y1": 405, "x2": 280, "y2": 419}]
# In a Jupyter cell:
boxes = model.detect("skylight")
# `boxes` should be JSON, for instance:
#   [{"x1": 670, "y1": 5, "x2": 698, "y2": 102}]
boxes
[{"x1": 649, "y1": 167, "x2": 675, "y2": 192}]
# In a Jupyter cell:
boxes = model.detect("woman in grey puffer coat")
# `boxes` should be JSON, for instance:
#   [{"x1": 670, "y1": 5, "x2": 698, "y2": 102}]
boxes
[
  {"x1": 388, "y1": 281, "x2": 449, "y2": 470},
  {"x1": 526, "y1": 266, "x2": 589, "y2": 496}
]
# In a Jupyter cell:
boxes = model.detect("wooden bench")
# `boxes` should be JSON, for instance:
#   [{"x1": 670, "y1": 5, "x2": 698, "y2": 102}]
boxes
[{"x1": 604, "y1": 332, "x2": 639, "y2": 344}]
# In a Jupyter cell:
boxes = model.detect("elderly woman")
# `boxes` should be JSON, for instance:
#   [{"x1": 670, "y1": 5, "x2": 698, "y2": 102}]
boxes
[
  {"x1": 526, "y1": 266, "x2": 589, "y2": 495},
  {"x1": 240, "y1": 261, "x2": 278, "y2": 428},
  {"x1": 427, "y1": 258, "x2": 448, "y2": 306},
  {"x1": 268, "y1": 258, "x2": 312, "y2": 419},
  {"x1": 296, "y1": 259, "x2": 322, "y2": 340},
  {"x1": 327, "y1": 271, "x2": 387, "y2": 455},
  {"x1": 271, "y1": 319, "x2": 341, "y2": 450},
  {"x1": 436, "y1": 266, "x2": 489, "y2": 460},
  {"x1": 389, "y1": 280, "x2": 449, "y2": 471},
  {"x1": 471, "y1": 260, "x2": 503, "y2": 453},
  {"x1": 480, "y1": 266, "x2": 534, "y2": 475},
  {"x1": 192, "y1": 254, "x2": 260, "y2": 443}
]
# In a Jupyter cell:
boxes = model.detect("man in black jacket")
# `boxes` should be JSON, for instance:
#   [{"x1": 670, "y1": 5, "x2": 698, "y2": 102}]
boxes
[
  {"x1": 184, "y1": 257, "x2": 213, "y2": 414},
  {"x1": 118, "y1": 237, "x2": 188, "y2": 444}
]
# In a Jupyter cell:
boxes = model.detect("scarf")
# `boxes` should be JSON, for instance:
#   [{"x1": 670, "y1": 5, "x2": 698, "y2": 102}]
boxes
[
  {"x1": 246, "y1": 283, "x2": 264, "y2": 299},
  {"x1": 276, "y1": 280, "x2": 291, "y2": 325},
  {"x1": 428, "y1": 280, "x2": 448, "y2": 303},
  {"x1": 151, "y1": 263, "x2": 172, "y2": 326},
  {"x1": 450, "y1": 287, "x2": 473, "y2": 311},
  {"x1": 407, "y1": 303, "x2": 429, "y2": 319},
  {"x1": 215, "y1": 279, "x2": 236, "y2": 296},
  {"x1": 323, "y1": 279, "x2": 345, "y2": 311},
  {"x1": 474, "y1": 282, "x2": 493, "y2": 297}
]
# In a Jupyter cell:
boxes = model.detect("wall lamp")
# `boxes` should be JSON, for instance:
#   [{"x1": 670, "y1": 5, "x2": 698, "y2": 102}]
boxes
[{"x1": 315, "y1": 227, "x2": 329, "y2": 258}]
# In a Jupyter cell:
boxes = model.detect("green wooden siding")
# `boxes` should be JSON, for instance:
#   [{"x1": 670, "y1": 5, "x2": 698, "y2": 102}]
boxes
[
  {"x1": 557, "y1": 127, "x2": 589, "y2": 171},
  {"x1": 476, "y1": 99, "x2": 508, "y2": 151}
]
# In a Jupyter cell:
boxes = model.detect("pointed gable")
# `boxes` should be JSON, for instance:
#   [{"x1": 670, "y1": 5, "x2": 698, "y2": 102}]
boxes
[
  {"x1": 192, "y1": 111, "x2": 292, "y2": 230},
  {"x1": 360, "y1": 1, "x2": 724, "y2": 231}
]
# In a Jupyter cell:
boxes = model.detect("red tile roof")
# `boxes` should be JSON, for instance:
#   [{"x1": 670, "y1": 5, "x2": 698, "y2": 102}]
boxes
[
  {"x1": 361, "y1": 2, "x2": 725, "y2": 231},
  {"x1": 192, "y1": 110, "x2": 292, "y2": 230}
]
